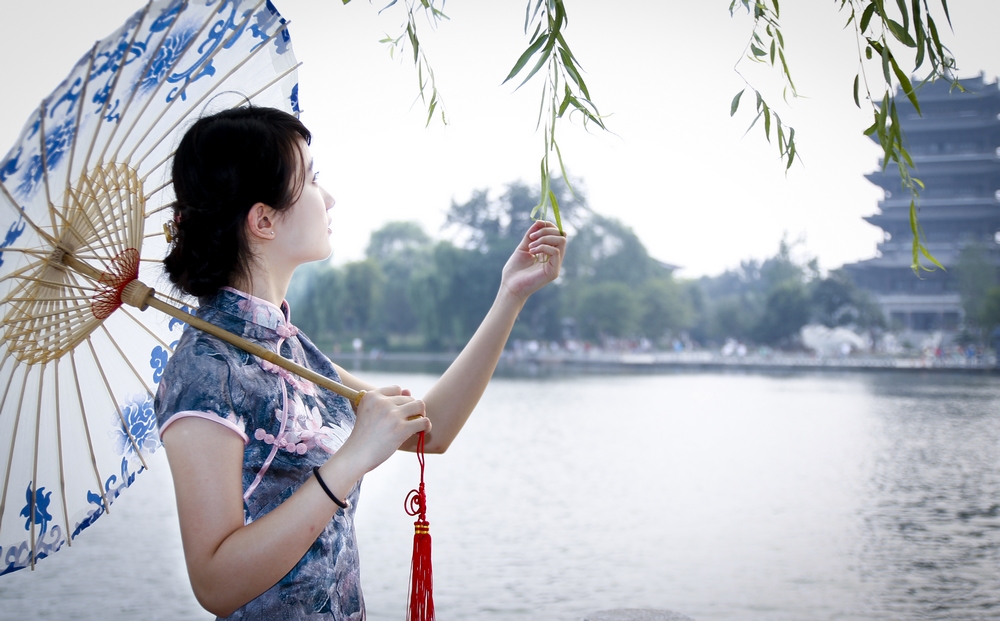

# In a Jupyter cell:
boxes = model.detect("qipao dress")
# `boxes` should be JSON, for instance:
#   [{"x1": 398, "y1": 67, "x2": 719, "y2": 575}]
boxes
[{"x1": 154, "y1": 287, "x2": 364, "y2": 620}]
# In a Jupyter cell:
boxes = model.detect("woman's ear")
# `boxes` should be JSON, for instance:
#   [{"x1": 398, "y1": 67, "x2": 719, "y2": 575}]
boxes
[{"x1": 246, "y1": 202, "x2": 277, "y2": 240}]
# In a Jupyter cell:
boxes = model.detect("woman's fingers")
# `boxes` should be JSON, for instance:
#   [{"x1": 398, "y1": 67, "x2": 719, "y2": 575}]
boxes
[{"x1": 528, "y1": 235, "x2": 566, "y2": 253}]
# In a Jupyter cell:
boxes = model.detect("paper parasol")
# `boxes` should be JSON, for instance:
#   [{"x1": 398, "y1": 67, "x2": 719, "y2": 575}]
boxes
[{"x1": 0, "y1": 0, "x2": 362, "y2": 576}]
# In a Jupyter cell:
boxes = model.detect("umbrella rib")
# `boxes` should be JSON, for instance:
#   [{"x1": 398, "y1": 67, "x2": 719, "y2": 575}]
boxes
[
  {"x1": 135, "y1": 0, "x2": 275, "y2": 174},
  {"x1": 63, "y1": 190, "x2": 117, "y2": 274},
  {"x1": 0, "y1": 258, "x2": 48, "y2": 286},
  {"x1": 54, "y1": 362, "x2": 72, "y2": 546},
  {"x1": 128, "y1": 172, "x2": 144, "y2": 250},
  {"x1": 153, "y1": 290, "x2": 194, "y2": 310},
  {"x1": 100, "y1": 324, "x2": 156, "y2": 401},
  {"x1": 142, "y1": 230, "x2": 165, "y2": 240},
  {"x1": 142, "y1": 178, "x2": 170, "y2": 204},
  {"x1": 0, "y1": 247, "x2": 53, "y2": 259},
  {"x1": 3, "y1": 275, "x2": 99, "y2": 293},
  {"x1": 82, "y1": 4, "x2": 154, "y2": 175},
  {"x1": 93, "y1": 1, "x2": 155, "y2": 169},
  {"x1": 105, "y1": 0, "x2": 186, "y2": 165},
  {"x1": 37, "y1": 102, "x2": 57, "y2": 233},
  {"x1": 119, "y1": 0, "x2": 228, "y2": 164},
  {"x1": 0, "y1": 180, "x2": 58, "y2": 247},
  {"x1": 4, "y1": 295, "x2": 94, "y2": 304},
  {"x1": 5, "y1": 301, "x2": 91, "y2": 324},
  {"x1": 140, "y1": 59, "x2": 301, "y2": 198},
  {"x1": 78, "y1": 174, "x2": 128, "y2": 258},
  {"x1": 0, "y1": 365, "x2": 31, "y2": 534},
  {"x1": 85, "y1": 336, "x2": 148, "y2": 471},
  {"x1": 30, "y1": 363, "x2": 47, "y2": 570},
  {"x1": 240, "y1": 61, "x2": 302, "y2": 111},
  {"x1": 69, "y1": 350, "x2": 110, "y2": 515},
  {"x1": 62, "y1": 43, "x2": 98, "y2": 219},
  {"x1": 118, "y1": 306, "x2": 175, "y2": 353}
]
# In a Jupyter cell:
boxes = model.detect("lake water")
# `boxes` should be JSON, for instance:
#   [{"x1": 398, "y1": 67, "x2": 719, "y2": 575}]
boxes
[{"x1": 1, "y1": 371, "x2": 998, "y2": 620}]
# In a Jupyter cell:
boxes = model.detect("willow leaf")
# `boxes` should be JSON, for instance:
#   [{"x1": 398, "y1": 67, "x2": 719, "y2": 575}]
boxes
[
  {"x1": 919, "y1": 243, "x2": 945, "y2": 270},
  {"x1": 515, "y1": 36, "x2": 556, "y2": 89},
  {"x1": 886, "y1": 18, "x2": 916, "y2": 47},
  {"x1": 559, "y1": 47, "x2": 590, "y2": 100},
  {"x1": 913, "y1": 0, "x2": 925, "y2": 68},
  {"x1": 880, "y1": 42, "x2": 891, "y2": 83},
  {"x1": 927, "y1": 16, "x2": 945, "y2": 60},
  {"x1": 778, "y1": 49, "x2": 796, "y2": 93},
  {"x1": 890, "y1": 55, "x2": 921, "y2": 114},
  {"x1": 853, "y1": 74, "x2": 861, "y2": 108},
  {"x1": 786, "y1": 128, "x2": 796, "y2": 169},
  {"x1": 895, "y1": 0, "x2": 909, "y2": 31},
  {"x1": 553, "y1": 139, "x2": 576, "y2": 201},
  {"x1": 900, "y1": 145, "x2": 914, "y2": 168},
  {"x1": 504, "y1": 33, "x2": 547, "y2": 85},
  {"x1": 405, "y1": 22, "x2": 419, "y2": 63},
  {"x1": 860, "y1": 0, "x2": 876, "y2": 30},
  {"x1": 731, "y1": 89, "x2": 745, "y2": 116},
  {"x1": 549, "y1": 190, "x2": 564, "y2": 233},
  {"x1": 940, "y1": 0, "x2": 952, "y2": 28}
]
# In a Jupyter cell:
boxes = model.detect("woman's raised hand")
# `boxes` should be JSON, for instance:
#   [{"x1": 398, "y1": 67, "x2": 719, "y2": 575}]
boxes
[
  {"x1": 500, "y1": 220, "x2": 567, "y2": 302},
  {"x1": 339, "y1": 385, "x2": 430, "y2": 474}
]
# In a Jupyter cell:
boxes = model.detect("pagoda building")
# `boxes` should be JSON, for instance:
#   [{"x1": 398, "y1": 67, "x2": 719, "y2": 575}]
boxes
[{"x1": 844, "y1": 73, "x2": 1000, "y2": 332}]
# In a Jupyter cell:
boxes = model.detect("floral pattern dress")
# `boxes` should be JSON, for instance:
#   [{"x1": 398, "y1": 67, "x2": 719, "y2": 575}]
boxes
[{"x1": 155, "y1": 287, "x2": 364, "y2": 620}]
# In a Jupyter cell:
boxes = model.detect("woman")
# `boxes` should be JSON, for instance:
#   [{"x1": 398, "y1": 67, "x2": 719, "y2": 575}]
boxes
[{"x1": 153, "y1": 106, "x2": 566, "y2": 620}]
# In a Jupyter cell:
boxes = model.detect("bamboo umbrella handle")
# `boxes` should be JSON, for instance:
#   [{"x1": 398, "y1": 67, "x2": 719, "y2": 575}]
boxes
[{"x1": 121, "y1": 280, "x2": 366, "y2": 409}]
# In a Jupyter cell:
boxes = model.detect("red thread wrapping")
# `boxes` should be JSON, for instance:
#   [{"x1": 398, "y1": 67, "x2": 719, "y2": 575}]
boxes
[
  {"x1": 405, "y1": 431, "x2": 434, "y2": 621},
  {"x1": 91, "y1": 248, "x2": 140, "y2": 320}
]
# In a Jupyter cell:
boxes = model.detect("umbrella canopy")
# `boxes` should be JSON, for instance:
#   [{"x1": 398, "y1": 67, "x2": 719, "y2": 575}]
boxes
[{"x1": 0, "y1": 0, "x2": 304, "y2": 575}]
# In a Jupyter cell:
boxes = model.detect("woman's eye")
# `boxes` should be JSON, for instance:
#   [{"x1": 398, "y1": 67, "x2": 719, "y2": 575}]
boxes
[{"x1": 312, "y1": 171, "x2": 320, "y2": 183}]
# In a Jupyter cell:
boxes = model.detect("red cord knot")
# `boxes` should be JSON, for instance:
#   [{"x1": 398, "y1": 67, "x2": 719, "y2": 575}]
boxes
[
  {"x1": 91, "y1": 248, "x2": 140, "y2": 320},
  {"x1": 405, "y1": 482, "x2": 426, "y2": 519}
]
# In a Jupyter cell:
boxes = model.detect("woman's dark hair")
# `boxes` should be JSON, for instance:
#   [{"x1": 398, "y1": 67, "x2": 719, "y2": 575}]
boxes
[{"x1": 164, "y1": 106, "x2": 311, "y2": 297}]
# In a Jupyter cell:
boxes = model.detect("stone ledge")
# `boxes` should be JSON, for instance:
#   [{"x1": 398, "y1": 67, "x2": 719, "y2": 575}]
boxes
[{"x1": 583, "y1": 609, "x2": 694, "y2": 621}]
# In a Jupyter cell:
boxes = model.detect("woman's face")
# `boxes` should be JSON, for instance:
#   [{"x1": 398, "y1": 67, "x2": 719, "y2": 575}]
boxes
[{"x1": 274, "y1": 141, "x2": 335, "y2": 266}]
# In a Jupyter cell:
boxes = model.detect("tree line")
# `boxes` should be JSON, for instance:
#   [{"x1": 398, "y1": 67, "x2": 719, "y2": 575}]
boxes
[{"x1": 287, "y1": 181, "x2": 885, "y2": 353}]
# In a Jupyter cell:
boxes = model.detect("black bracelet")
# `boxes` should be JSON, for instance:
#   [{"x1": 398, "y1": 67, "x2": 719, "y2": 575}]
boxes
[{"x1": 313, "y1": 466, "x2": 348, "y2": 509}]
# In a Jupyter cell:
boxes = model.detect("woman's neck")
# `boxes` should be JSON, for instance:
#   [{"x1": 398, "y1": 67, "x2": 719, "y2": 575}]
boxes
[{"x1": 233, "y1": 263, "x2": 293, "y2": 309}]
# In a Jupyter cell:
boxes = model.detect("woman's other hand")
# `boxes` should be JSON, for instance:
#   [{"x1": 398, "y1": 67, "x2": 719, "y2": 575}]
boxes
[
  {"x1": 339, "y1": 385, "x2": 430, "y2": 474},
  {"x1": 500, "y1": 220, "x2": 567, "y2": 302}
]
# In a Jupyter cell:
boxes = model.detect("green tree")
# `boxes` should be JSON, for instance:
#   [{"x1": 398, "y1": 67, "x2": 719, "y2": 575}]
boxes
[
  {"x1": 637, "y1": 277, "x2": 694, "y2": 341},
  {"x1": 980, "y1": 287, "x2": 1000, "y2": 332},
  {"x1": 575, "y1": 281, "x2": 637, "y2": 340},
  {"x1": 957, "y1": 244, "x2": 1000, "y2": 328},
  {"x1": 366, "y1": 221, "x2": 432, "y2": 338},
  {"x1": 562, "y1": 214, "x2": 666, "y2": 286},
  {"x1": 809, "y1": 270, "x2": 885, "y2": 329},
  {"x1": 366, "y1": 221, "x2": 431, "y2": 263},
  {"x1": 753, "y1": 282, "x2": 811, "y2": 345},
  {"x1": 289, "y1": 263, "x2": 345, "y2": 350},
  {"x1": 340, "y1": 259, "x2": 384, "y2": 339}
]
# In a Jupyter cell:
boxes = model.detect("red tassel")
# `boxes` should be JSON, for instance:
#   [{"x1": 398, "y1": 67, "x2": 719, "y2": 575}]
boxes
[{"x1": 405, "y1": 431, "x2": 434, "y2": 621}]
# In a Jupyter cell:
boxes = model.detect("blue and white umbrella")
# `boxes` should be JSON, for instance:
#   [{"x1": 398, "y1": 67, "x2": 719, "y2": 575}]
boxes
[{"x1": 0, "y1": 0, "x2": 301, "y2": 575}]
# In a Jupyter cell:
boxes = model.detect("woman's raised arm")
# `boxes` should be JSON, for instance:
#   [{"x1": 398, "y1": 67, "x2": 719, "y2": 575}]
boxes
[{"x1": 393, "y1": 220, "x2": 566, "y2": 453}]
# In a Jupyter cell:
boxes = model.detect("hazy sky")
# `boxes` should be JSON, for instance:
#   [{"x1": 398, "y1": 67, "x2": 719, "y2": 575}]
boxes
[{"x1": 1, "y1": 0, "x2": 997, "y2": 277}]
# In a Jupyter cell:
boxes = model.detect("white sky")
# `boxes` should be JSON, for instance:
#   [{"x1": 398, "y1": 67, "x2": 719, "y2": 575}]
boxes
[{"x1": 1, "y1": 0, "x2": 997, "y2": 277}]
